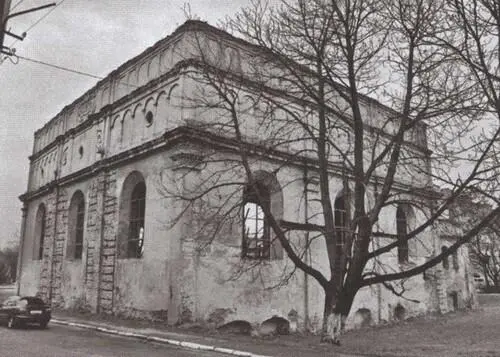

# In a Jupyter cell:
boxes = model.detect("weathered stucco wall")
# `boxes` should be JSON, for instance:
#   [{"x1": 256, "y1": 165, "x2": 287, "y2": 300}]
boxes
[
  {"x1": 19, "y1": 140, "x2": 440, "y2": 330},
  {"x1": 19, "y1": 20, "x2": 474, "y2": 334}
]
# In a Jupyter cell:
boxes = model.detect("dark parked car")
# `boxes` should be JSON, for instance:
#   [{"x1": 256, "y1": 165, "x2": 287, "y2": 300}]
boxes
[{"x1": 0, "y1": 296, "x2": 51, "y2": 329}]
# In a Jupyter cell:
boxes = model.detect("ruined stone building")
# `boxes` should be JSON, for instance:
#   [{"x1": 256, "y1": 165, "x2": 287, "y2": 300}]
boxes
[
  {"x1": 437, "y1": 191, "x2": 498, "y2": 295},
  {"x1": 17, "y1": 20, "x2": 476, "y2": 331}
]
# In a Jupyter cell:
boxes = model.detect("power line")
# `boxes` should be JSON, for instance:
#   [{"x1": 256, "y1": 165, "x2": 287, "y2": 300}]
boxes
[
  {"x1": 23, "y1": 0, "x2": 67, "y2": 34},
  {"x1": 17, "y1": 54, "x2": 103, "y2": 80},
  {"x1": 8, "y1": 0, "x2": 67, "y2": 48},
  {"x1": 15, "y1": 54, "x2": 139, "y2": 89}
]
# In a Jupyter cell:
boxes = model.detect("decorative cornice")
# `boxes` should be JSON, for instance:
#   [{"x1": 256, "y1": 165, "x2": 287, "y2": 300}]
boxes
[
  {"x1": 29, "y1": 65, "x2": 184, "y2": 161},
  {"x1": 33, "y1": 23, "x2": 190, "y2": 137},
  {"x1": 20, "y1": 126, "x2": 435, "y2": 203},
  {"x1": 32, "y1": 19, "x2": 430, "y2": 159}
]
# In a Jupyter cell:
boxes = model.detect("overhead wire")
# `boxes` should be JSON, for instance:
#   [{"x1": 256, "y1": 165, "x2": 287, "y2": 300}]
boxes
[
  {"x1": 16, "y1": 54, "x2": 103, "y2": 80},
  {"x1": 4, "y1": 0, "x2": 138, "y2": 89},
  {"x1": 14, "y1": 54, "x2": 139, "y2": 89},
  {"x1": 8, "y1": 0, "x2": 68, "y2": 49},
  {"x1": 22, "y1": 0, "x2": 67, "y2": 35}
]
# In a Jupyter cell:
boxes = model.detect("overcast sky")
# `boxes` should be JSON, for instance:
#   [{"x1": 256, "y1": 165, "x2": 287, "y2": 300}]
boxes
[{"x1": 0, "y1": 0, "x2": 250, "y2": 248}]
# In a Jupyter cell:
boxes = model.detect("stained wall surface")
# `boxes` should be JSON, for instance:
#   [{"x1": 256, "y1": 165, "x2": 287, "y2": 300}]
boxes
[{"x1": 18, "y1": 20, "x2": 473, "y2": 331}]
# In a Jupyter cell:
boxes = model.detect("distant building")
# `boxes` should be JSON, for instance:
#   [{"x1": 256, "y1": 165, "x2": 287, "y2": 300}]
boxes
[
  {"x1": 17, "y1": 20, "x2": 475, "y2": 331},
  {"x1": 434, "y1": 193, "x2": 479, "y2": 312},
  {"x1": 438, "y1": 191, "x2": 500, "y2": 294}
]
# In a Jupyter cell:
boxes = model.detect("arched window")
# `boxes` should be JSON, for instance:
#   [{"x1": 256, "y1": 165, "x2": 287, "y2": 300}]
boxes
[
  {"x1": 335, "y1": 192, "x2": 348, "y2": 252},
  {"x1": 242, "y1": 182, "x2": 270, "y2": 259},
  {"x1": 241, "y1": 171, "x2": 283, "y2": 260},
  {"x1": 396, "y1": 205, "x2": 409, "y2": 263},
  {"x1": 442, "y1": 246, "x2": 449, "y2": 270},
  {"x1": 129, "y1": 182, "x2": 146, "y2": 258},
  {"x1": 34, "y1": 204, "x2": 46, "y2": 260},
  {"x1": 67, "y1": 191, "x2": 85, "y2": 260},
  {"x1": 118, "y1": 172, "x2": 146, "y2": 259}
]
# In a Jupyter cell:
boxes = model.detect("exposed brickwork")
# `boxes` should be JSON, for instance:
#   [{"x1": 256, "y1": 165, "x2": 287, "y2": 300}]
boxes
[
  {"x1": 98, "y1": 170, "x2": 118, "y2": 313},
  {"x1": 50, "y1": 188, "x2": 69, "y2": 308},
  {"x1": 39, "y1": 190, "x2": 57, "y2": 301},
  {"x1": 84, "y1": 174, "x2": 103, "y2": 311}
]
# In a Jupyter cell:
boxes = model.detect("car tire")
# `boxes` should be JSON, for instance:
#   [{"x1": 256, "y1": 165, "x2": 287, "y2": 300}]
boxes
[
  {"x1": 7, "y1": 316, "x2": 17, "y2": 329},
  {"x1": 39, "y1": 320, "x2": 48, "y2": 329}
]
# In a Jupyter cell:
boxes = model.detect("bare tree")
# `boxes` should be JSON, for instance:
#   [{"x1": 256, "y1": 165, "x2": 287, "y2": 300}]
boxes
[
  {"x1": 0, "y1": 242, "x2": 18, "y2": 284},
  {"x1": 470, "y1": 227, "x2": 500, "y2": 289},
  {"x1": 160, "y1": 0, "x2": 500, "y2": 344},
  {"x1": 460, "y1": 199, "x2": 500, "y2": 289},
  {"x1": 434, "y1": 0, "x2": 500, "y2": 289}
]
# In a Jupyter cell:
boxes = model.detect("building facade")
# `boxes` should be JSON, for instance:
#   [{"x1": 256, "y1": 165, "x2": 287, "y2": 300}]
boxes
[{"x1": 17, "y1": 20, "x2": 475, "y2": 331}]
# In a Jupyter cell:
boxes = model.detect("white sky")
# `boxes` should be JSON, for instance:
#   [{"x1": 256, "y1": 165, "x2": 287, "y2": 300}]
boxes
[{"x1": 0, "y1": 0, "x2": 249, "y2": 248}]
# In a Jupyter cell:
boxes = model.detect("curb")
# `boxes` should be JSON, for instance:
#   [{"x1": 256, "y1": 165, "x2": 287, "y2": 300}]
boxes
[{"x1": 51, "y1": 319, "x2": 272, "y2": 357}]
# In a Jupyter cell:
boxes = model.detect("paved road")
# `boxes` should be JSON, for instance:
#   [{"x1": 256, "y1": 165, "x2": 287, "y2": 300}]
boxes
[{"x1": 0, "y1": 323, "x2": 227, "y2": 357}]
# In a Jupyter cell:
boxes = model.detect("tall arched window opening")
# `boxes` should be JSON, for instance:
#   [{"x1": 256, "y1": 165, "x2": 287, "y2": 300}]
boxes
[
  {"x1": 118, "y1": 171, "x2": 147, "y2": 259},
  {"x1": 129, "y1": 182, "x2": 146, "y2": 258},
  {"x1": 34, "y1": 204, "x2": 46, "y2": 260},
  {"x1": 242, "y1": 182, "x2": 270, "y2": 259},
  {"x1": 67, "y1": 191, "x2": 85, "y2": 260},
  {"x1": 396, "y1": 205, "x2": 409, "y2": 263},
  {"x1": 442, "y1": 246, "x2": 449, "y2": 270}
]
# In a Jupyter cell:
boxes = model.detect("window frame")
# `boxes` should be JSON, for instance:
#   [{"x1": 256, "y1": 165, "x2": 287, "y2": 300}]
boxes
[
  {"x1": 127, "y1": 181, "x2": 146, "y2": 259},
  {"x1": 74, "y1": 198, "x2": 85, "y2": 259},
  {"x1": 242, "y1": 182, "x2": 271, "y2": 260},
  {"x1": 442, "y1": 246, "x2": 449, "y2": 270},
  {"x1": 35, "y1": 204, "x2": 46, "y2": 261},
  {"x1": 396, "y1": 205, "x2": 409, "y2": 264},
  {"x1": 67, "y1": 191, "x2": 85, "y2": 260}
]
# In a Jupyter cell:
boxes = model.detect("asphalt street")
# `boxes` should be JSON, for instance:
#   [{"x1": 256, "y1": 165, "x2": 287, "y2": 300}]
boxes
[{"x1": 0, "y1": 322, "x2": 228, "y2": 357}]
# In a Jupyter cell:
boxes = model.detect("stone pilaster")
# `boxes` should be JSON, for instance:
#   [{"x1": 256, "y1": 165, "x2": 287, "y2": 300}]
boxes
[
  {"x1": 84, "y1": 173, "x2": 105, "y2": 312},
  {"x1": 98, "y1": 170, "x2": 118, "y2": 313},
  {"x1": 39, "y1": 190, "x2": 57, "y2": 302},
  {"x1": 49, "y1": 188, "x2": 69, "y2": 307}
]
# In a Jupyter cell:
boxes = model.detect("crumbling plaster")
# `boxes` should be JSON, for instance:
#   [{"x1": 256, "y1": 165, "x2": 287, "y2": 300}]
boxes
[{"x1": 18, "y1": 21, "x2": 475, "y2": 332}]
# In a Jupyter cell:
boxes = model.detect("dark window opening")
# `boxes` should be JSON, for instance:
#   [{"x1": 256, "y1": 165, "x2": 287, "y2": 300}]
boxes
[
  {"x1": 74, "y1": 198, "x2": 85, "y2": 259},
  {"x1": 242, "y1": 182, "x2": 270, "y2": 259},
  {"x1": 39, "y1": 217, "x2": 45, "y2": 260},
  {"x1": 145, "y1": 111, "x2": 154, "y2": 126},
  {"x1": 35, "y1": 204, "x2": 46, "y2": 260},
  {"x1": 397, "y1": 205, "x2": 409, "y2": 263},
  {"x1": 67, "y1": 191, "x2": 85, "y2": 260},
  {"x1": 442, "y1": 246, "x2": 449, "y2": 270},
  {"x1": 128, "y1": 182, "x2": 146, "y2": 258}
]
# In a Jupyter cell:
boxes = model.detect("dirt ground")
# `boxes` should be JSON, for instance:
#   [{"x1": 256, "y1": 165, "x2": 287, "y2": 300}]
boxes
[
  {"x1": 52, "y1": 294, "x2": 500, "y2": 357},
  {"x1": 333, "y1": 294, "x2": 500, "y2": 356},
  {"x1": 3, "y1": 284, "x2": 500, "y2": 357}
]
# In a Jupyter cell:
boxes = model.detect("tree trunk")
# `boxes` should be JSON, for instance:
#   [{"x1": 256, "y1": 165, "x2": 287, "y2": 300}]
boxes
[{"x1": 321, "y1": 292, "x2": 345, "y2": 345}]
